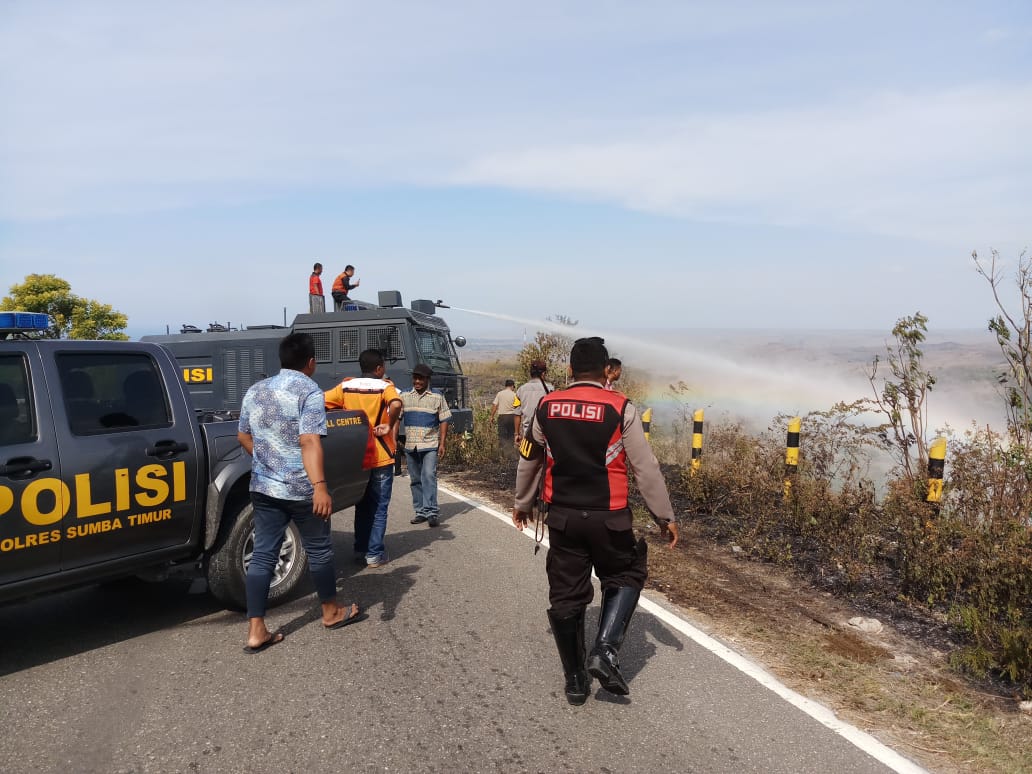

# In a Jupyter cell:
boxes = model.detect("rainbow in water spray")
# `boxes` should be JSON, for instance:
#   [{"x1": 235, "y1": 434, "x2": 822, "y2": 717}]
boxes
[
  {"x1": 448, "y1": 306, "x2": 995, "y2": 433},
  {"x1": 449, "y1": 307, "x2": 868, "y2": 424}
]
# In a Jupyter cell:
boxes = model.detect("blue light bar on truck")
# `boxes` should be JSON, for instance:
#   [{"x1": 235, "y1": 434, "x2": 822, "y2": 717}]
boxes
[{"x1": 0, "y1": 311, "x2": 51, "y2": 333}]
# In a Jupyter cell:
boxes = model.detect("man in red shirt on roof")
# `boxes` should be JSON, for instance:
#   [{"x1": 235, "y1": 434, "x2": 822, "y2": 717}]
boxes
[{"x1": 308, "y1": 262, "x2": 324, "y2": 313}]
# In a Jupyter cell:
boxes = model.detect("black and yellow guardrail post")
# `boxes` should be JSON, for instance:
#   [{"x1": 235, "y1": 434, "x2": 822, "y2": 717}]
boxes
[
  {"x1": 641, "y1": 407, "x2": 652, "y2": 442},
  {"x1": 690, "y1": 409, "x2": 704, "y2": 476},
  {"x1": 783, "y1": 416, "x2": 801, "y2": 499},
  {"x1": 926, "y1": 437, "x2": 946, "y2": 505}
]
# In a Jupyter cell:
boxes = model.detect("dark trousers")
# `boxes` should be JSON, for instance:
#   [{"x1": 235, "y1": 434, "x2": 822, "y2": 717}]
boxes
[
  {"x1": 544, "y1": 505, "x2": 647, "y2": 617},
  {"x1": 332, "y1": 291, "x2": 350, "y2": 311},
  {"x1": 246, "y1": 491, "x2": 337, "y2": 618},
  {"x1": 497, "y1": 415, "x2": 515, "y2": 442}
]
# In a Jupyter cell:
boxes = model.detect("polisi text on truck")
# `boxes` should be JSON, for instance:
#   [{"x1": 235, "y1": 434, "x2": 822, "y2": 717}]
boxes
[
  {"x1": 0, "y1": 461, "x2": 188, "y2": 527},
  {"x1": 182, "y1": 366, "x2": 214, "y2": 383}
]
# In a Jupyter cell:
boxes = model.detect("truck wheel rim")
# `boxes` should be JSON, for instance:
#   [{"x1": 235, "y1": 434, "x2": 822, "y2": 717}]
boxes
[{"x1": 242, "y1": 528, "x2": 298, "y2": 588}]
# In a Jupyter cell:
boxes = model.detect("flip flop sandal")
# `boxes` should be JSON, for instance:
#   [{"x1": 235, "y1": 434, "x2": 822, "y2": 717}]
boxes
[
  {"x1": 325, "y1": 607, "x2": 368, "y2": 630},
  {"x1": 243, "y1": 631, "x2": 284, "y2": 654}
]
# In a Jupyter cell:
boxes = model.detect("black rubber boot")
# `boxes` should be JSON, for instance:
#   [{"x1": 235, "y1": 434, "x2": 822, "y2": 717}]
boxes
[
  {"x1": 586, "y1": 586, "x2": 640, "y2": 696},
  {"x1": 547, "y1": 608, "x2": 591, "y2": 705}
]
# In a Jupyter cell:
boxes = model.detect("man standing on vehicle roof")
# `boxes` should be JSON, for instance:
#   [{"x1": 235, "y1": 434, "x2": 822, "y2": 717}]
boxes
[
  {"x1": 238, "y1": 332, "x2": 366, "y2": 654},
  {"x1": 331, "y1": 265, "x2": 360, "y2": 311},
  {"x1": 513, "y1": 359, "x2": 554, "y2": 445},
  {"x1": 400, "y1": 363, "x2": 451, "y2": 528},
  {"x1": 309, "y1": 262, "x2": 325, "y2": 313},
  {"x1": 324, "y1": 349, "x2": 402, "y2": 567},
  {"x1": 512, "y1": 336, "x2": 678, "y2": 704}
]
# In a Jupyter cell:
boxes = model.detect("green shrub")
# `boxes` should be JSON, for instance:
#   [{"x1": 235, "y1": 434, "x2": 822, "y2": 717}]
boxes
[{"x1": 872, "y1": 424, "x2": 1032, "y2": 691}]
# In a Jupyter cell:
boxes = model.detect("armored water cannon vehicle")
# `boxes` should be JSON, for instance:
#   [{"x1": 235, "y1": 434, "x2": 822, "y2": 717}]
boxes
[{"x1": 141, "y1": 290, "x2": 473, "y2": 433}]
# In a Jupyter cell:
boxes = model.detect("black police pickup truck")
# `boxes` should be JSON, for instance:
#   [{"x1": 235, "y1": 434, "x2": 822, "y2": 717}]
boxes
[{"x1": 0, "y1": 314, "x2": 370, "y2": 609}]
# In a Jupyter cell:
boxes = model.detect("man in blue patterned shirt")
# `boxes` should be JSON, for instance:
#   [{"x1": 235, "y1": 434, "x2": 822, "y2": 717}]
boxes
[{"x1": 237, "y1": 333, "x2": 365, "y2": 653}]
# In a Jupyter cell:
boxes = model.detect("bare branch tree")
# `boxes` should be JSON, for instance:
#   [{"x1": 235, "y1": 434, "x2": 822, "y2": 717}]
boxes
[
  {"x1": 866, "y1": 312, "x2": 934, "y2": 481},
  {"x1": 973, "y1": 248, "x2": 1032, "y2": 446}
]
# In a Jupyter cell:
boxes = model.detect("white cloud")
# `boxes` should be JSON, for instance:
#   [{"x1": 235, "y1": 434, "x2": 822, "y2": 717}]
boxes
[
  {"x1": 455, "y1": 85, "x2": 1032, "y2": 245},
  {"x1": 1, "y1": 0, "x2": 1028, "y2": 255},
  {"x1": 980, "y1": 26, "x2": 1032, "y2": 42}
]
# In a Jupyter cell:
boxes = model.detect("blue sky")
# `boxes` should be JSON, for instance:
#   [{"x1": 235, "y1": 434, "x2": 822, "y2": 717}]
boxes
[{"x1": 1, "y1": 1, "x2": 1029, "y2": 340}]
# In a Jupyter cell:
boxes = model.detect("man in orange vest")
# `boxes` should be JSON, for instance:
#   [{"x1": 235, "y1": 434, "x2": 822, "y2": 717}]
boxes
[
  {"x1": 331, "y1": 265, "x2": 360, "y2": 311},
  {"x1": 324, "y1": 349, "x2": 402, "y2": 567}
]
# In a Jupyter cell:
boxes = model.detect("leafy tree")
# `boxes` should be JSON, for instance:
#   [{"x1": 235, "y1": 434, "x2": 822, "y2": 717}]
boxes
[
  {"x1": 1, "y1": 274, "x2": 128, "y2": 340},
  {"x1": 515, "y1": 314, "x2": 578, "y2": 383},
  {"x1": 973, "y1": 248, "x2": 1032, "y2": 447},
  {"x1": 866, "y1": 312, "x2": 935, "y2": 481}
]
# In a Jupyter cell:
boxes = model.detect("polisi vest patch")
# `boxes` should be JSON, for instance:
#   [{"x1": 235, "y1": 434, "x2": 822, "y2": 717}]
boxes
[{"x1": 546, "y1": 400, "x2": 605, "y2": 422}]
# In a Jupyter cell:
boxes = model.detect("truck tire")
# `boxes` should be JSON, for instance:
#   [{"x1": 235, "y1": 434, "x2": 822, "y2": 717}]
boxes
[{"x1": 206, "y1": 501, "x2": 309, "y2": 610}]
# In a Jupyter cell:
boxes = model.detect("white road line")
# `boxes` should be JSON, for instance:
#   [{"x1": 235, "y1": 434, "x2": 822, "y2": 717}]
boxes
[{"x1": 440, "y1": 484, "x2": 927, "y2": 774}]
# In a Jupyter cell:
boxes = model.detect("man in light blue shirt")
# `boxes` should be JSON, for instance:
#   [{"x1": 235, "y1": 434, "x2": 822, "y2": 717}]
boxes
[{"x1": 237, "y1": 332, "x2": 365, "y2": 653}]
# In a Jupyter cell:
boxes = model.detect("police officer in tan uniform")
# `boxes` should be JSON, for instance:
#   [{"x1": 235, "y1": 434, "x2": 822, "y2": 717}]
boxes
[
  {"x1": 512, "y1": 337, "x2": 678, "y2": 705},
  {"x1": 512, "y1": 359, "x2": 554, "y2": 443}
]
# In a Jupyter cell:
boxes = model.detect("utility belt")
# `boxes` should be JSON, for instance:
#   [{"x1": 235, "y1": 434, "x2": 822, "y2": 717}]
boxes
[
  {"x1": 547, "y1": 504, "x2": 631, "y2": 517},
  {"x1": 545, "y1": 505, "x2": 635, "y2": 533}
]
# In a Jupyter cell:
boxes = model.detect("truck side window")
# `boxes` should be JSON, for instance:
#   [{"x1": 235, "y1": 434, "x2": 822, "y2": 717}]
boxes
[
  {"x1": 367, "y1": 326, "x2": 403, "y2": 360},
  {"x1": 338, "y1": 328, "x2": 359, "y2": 361},
  {"x1": 0, "y1": 354, "x2": 34, "y2": 445},
  {"x1": 310, "y1": 330, "x2": 332, "y2": 363},
  {"x1": 57, "y1": 353, "x2": 172, "y2": 434},
  {"x1": 121, "y1": 369, "x2": 169, "y2": 427}
]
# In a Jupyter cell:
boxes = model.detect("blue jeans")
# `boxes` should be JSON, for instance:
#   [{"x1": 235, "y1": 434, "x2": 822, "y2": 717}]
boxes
[
  {"x1": 354, "y1": 465, "x2": 394, "y2": 563},
  {"x1": 246, "y1": 491, "x2": 337, "y2": 619},
  {"x1": 405, "y1": 448, "x2": 439, "y2": 520}
]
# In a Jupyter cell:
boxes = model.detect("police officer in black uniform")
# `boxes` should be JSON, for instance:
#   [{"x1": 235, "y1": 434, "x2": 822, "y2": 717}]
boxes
[{"x1": 512, "y1": 337, "x2": 678, "y2": 704}]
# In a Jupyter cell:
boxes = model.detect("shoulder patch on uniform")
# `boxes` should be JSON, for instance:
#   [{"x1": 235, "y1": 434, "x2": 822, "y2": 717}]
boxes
[{"x1": 519, "y1": 436, "x2": 543, "y2": 461}]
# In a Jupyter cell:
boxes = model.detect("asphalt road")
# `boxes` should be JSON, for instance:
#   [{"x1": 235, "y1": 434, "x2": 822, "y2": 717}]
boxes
[{"x1": 0, "y1": 483, "x2": 923, "y2": 774}]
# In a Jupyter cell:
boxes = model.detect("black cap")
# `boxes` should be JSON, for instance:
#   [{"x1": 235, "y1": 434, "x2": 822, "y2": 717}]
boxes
[{"x1": 412, "y1": 363, "x2": 433, "y2": 378}]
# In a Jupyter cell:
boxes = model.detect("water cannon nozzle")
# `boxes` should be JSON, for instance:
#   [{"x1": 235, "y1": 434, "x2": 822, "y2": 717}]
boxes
[{"x1": 435, "y1": 299, "x2": 450, "y2": 308}]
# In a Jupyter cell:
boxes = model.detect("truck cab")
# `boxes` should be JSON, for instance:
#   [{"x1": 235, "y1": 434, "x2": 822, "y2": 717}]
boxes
[
  {"x1": 0, "y1": 325, "x2": 205, "y2": 598},
  {"x1": 143, "y1": 291, "x2": 473, "y2": 433},
  {"x1": 0, "y1": 312, "x2": 371, "y2": 609}
]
